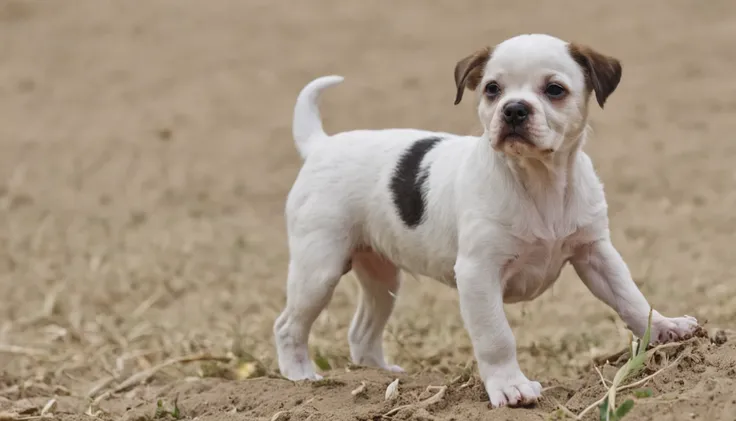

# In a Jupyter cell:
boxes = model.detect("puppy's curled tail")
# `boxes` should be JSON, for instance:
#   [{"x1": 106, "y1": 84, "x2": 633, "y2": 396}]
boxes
[{"x1": 292, "y1": 75, "x2": 344, "y2": 159}]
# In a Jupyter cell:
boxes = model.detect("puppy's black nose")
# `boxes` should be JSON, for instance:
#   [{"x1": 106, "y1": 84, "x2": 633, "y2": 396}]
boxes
[{"x1": 503, "y1": 102, "x2": 529, "y2": 126}]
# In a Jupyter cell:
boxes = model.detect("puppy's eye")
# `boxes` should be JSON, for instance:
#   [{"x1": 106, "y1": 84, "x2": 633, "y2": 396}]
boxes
[
  {"x1": 484, "y1": 82, "x2": 501, "y2": 98},
  {"x1": 544, "y1": 83, "x2": 566, "y2": 99}
]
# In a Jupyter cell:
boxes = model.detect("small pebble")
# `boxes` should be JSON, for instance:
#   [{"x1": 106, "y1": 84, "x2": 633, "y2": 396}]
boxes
[{"x1": 712, "y1": 330, "x2": 727, "y2": 346}]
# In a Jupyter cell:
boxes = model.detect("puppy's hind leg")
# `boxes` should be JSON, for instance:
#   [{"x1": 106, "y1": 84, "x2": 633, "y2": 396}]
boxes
[
  {"x1": 348, "y1": 250, "x2": 404, "y2": 373},
  {"x1": 274, "y1": 231, "x2": 351, "y2": 381}
]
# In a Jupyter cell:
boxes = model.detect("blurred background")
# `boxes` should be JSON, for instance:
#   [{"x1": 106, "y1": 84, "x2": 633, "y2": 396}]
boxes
[{"x1": 1, "y1": 0, "x2": 735, "y2": 419}]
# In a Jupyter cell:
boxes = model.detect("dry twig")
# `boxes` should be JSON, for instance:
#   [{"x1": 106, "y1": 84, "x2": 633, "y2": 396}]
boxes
[
  {"x1": 114, "y1": 353, "x2": 231, "y2": 392},
  {"x1": 351, "y1": 381, "x2": 367, "y2": 397},
  {"x1": 594, "y1": 366, "x2": 610, "y2": 388},
  {"x1": 0, "y1": 345, "x2": 48, "y2": 357},
  {"x1": 383, "y1": 385, "x2": 447, "y2": 418}
]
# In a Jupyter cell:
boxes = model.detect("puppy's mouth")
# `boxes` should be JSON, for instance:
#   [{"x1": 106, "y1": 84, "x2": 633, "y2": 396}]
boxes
[
  {"x1": 493, "y1": 126, "x2": 554, "y2": 157},
  {"x1": 497, "y1": 126, "x2": 534, "y2": 147}
]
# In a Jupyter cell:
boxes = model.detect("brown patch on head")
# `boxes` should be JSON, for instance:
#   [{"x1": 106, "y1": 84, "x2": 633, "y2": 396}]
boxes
[
  {"x1": 453, "y1": 47, "x2": 492, "y2": 105},
  {"x1": 568, "y1": 43, "x2": 622, "y2": 108}
]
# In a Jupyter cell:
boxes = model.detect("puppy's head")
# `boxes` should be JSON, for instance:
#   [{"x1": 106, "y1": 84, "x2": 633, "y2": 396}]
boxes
[{"x1": 454, "y1": 34, "x2": 621, "y2": 158}]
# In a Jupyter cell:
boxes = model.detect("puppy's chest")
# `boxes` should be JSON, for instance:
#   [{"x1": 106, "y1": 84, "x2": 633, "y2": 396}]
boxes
[{"x1": 501, "y1": 237, "x2": 576, "y2": 303}]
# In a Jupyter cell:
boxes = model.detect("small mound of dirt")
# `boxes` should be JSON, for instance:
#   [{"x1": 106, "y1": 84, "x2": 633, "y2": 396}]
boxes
[{"x1": 555, "y1": 332, "x2": 736, "y2": 421}]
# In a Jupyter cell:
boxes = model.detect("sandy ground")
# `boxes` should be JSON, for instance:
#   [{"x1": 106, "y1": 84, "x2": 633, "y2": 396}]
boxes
[{"x1": 2, "y1": 1, "x2": 736, "y2": 420}]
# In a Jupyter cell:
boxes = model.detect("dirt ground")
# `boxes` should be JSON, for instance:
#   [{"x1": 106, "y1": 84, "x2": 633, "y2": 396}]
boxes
[{"x1": 2, "y1": 0, "x2": 736, "y2": 420}]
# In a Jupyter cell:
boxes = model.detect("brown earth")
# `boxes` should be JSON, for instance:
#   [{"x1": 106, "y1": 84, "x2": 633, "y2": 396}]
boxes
[{"x1": 1, "y1": 1, "x2": 736, "y2": 420}]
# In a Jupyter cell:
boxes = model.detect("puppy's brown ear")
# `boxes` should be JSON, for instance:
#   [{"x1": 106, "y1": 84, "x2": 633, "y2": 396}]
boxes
[
  {"x1": 568, "y1": 43, "x2": 622, "y2": 108},
  {"x1": 454, "y1": 47, "x2": 491, "y2": 105}
]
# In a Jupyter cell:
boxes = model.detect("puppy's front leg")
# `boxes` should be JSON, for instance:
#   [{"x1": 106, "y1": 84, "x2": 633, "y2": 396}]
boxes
[
  {"x1": 572, "y1": 238, "x2": 699, "y2": 343},
  {"x1": 454, "y1": 255, "x2": 542, "y2": 408}
]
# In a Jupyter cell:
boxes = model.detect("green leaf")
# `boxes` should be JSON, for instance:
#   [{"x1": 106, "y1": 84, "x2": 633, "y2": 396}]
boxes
[
  {"x1": 154, "y1": 400, "x2": 166, "y2": 419},
  {"x1": 632, "y1": 388, "x2": 653, "y2": 399},
  {"x1": 614, "y1": 399, "x2": 635, "y2": 419},
  {"x1": 626, "y1": 309, "x2": 654, "y2": 382},
  {"x1": 313, "y1": 350, "x2": 332, "y2": 371},
  {"x1": 171, "y1": 397, "x2": 181, "y2": 419},
  {"x1": 639, "y1": 309, "x2": 653, "y2": 356},
  {"x1": 627, "y1": 353, "x2": 647, "y2": 380},
  {"x1": 599, "y1": 399, "x2": 610, "y2": 421}
]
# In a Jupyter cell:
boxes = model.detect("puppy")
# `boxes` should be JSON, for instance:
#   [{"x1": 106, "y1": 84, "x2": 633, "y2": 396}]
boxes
[{"x1": 274, "y1": 34, "x2": 699, "y2": 408}]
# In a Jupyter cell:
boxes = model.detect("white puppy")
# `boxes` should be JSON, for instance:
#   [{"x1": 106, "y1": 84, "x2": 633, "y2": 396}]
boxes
[{"x1": 274, "y1": 34, "x2": 699, "y2": 408}]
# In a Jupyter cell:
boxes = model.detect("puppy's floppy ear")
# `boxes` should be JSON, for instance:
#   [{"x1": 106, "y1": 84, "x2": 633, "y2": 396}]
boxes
[
  {"x1": 568, "y1": 43, "x2": 622, "y2": 108},
  {"x1": 453, "y1": 47, "x2": 491, "y2": 105}
]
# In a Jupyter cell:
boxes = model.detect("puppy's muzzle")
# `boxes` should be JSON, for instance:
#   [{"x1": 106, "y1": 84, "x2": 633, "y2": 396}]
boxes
[
  {"x1": 497, "y1": 100, "x2": 536, "y2": 150},
  {"x1": 502, "y1": 101, "x2": 530, "y2": 127}
]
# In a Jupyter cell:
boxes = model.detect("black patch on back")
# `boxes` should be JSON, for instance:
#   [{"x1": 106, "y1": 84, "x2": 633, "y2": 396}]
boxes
[{"x1": 389, "y1": 137, "x2": 443, "y2": 228}]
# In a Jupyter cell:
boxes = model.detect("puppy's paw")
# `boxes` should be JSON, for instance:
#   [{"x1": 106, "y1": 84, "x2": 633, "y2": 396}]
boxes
[
  {"x1": 283, "y1": 371, "x2": 323, "y2": 381},
  {"x1": 385, "y1": 364, "x2": 405, "y2": 373},
  {"x1": 278, "y1": 360, "x2": 323, "y2": 381},
  {"x1": 652, "y1": 315, "x2": 699, "y2": 344},
  {"x1": 485, "y1": 372, "x2": 542, "y2": 408}
]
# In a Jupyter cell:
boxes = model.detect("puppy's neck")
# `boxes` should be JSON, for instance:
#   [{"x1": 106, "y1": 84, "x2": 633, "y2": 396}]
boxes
[
  {"x1": 487, "y1": 130, "x2": 587, "y2": 208},
  {"x1": 508, "y1": 140, "x2": 580, "y2": 190}
]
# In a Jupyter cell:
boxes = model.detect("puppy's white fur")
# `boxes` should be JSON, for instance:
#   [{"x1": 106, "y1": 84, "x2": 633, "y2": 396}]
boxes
[{"x1": 274, "y1": 34, "x2": 698, "y2": 408}]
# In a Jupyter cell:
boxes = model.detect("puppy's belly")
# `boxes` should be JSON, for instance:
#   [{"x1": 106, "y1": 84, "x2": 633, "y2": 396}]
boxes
[
  {"x1": 361, "y1": 217, "x2": 458, "y2": 285},
  {"x1": 392, "y1": 248, "x2": 568, "y2": 298},
  {"x1": 390, "y1": 248, "x2": 458, "y2": 286},
  {"x1": 362, "y1": 236, "x2": 457, "y2": 286},
  {"x1": 502, "y1": 263, "x2": 566, "y2": 303},
  {"x1": 363, "y1": 236, "x2": 572, "y2": 297},
  {"x1": 501, "y1": 245, "x2": 571, "y2": 303}
]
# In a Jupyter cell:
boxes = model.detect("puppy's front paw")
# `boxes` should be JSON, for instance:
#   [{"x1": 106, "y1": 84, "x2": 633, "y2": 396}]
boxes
[
  {"x1": 484, "y1": 371, "x2": 542, "y2": 408},
  {"x1": 385, "y1": 364, "x2": 405, "y2": 373},
  {"x1": 283, "y1": 370, "x2": 323, "y2": 381},
  {"x1": 652, "y1": 315, "x2": 699, "y2": 344}
]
